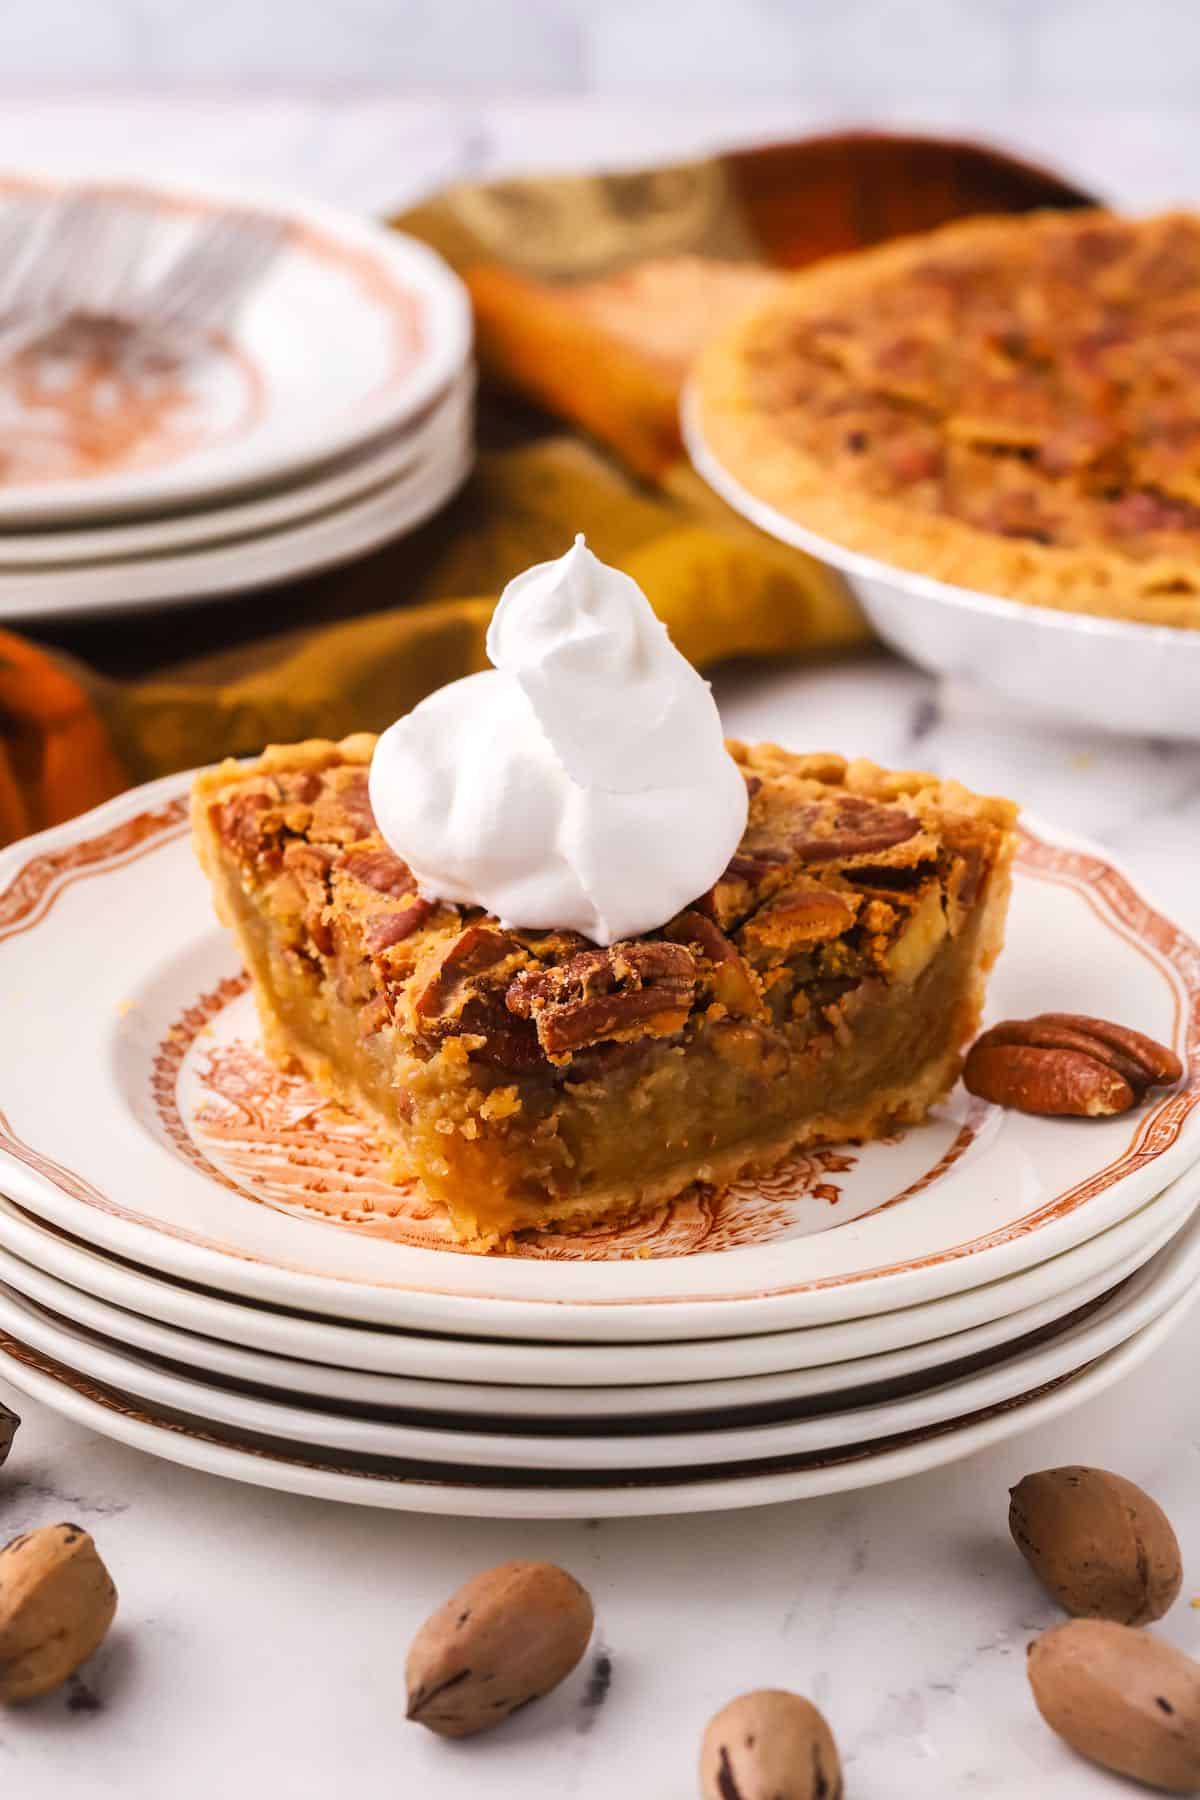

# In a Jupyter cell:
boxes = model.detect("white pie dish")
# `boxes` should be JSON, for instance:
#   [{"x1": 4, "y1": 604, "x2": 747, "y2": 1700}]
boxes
[{"x1": 682, "y1": 384, "x2": 1200, "y2": 741}]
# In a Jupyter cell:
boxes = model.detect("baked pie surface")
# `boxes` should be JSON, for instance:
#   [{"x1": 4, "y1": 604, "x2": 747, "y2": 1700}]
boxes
[
  {"x1": 192, "y1": 736, "x2": 1016, "y2": 1250},
  {"x1": 697, "y1": 209, "x2": 1200, "y2": 627}
]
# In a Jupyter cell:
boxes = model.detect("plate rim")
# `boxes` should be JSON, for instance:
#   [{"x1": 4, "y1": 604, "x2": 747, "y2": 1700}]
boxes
[
  {"x1": 0, "y1": 364, "x2": 475, "y2": 568},
  {"x1": 0, "y1": 1173, "x2": 1192, "y2": 1384},
  {"x1": 0, "y1": 434, "x2": 472, "y2": 623},
  {"x1": 1, "y1": 1206, "x2": 1195, "y2": 1469},
  {"x1": 0, "y1": 1289, "x2": 1191, "y2": 1516},
  {"x1": 2, "y1": 1171, "x2": 1191, "y2": 1416}
]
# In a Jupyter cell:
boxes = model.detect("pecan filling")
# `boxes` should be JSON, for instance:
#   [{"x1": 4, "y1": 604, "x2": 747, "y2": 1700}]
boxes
[
  {"x1": 743, "y1": 211, "x2": 1200, "y2": 561},
  {"x1": 211, "y1": 743, "x2": 1005, "y2": 1080},
  {"x1": 507, "y1": 942, "x2": 697, "y2": 1061}
]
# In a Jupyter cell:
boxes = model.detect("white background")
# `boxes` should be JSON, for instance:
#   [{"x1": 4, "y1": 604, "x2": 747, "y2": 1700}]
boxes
[{"x1": 0, "y1": 0, "x2": 1196, "y2": 103}]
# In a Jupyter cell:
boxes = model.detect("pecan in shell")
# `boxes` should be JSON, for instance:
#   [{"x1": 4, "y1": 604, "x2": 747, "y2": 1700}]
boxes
[{"x1": 0, "y1": 1403, "x2": 16, "y2": 1469}]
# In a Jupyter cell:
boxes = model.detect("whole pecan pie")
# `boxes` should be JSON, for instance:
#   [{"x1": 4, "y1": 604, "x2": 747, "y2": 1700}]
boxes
[
  {"x1": 696, "y1": 209, "x2": 1200, "y2": 627},
  {"x1": 192, "y1": 736, "x2": 1016, "y2": 1249}
]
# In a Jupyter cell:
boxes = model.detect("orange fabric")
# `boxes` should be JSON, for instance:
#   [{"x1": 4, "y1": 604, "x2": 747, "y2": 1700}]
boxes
[
  {"x1": 723, "y1": 132, "x2": 1092, "y2": 265},
  {"x1": 468, "y1": 265, "x2": 682, "y2": 482},
  {"x1": 0, "y1": 632, "x2": 127, "y2": 842}
]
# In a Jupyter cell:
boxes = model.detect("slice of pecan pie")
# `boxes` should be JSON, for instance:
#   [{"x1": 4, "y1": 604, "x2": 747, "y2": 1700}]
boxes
[{"x1": 192, "y1": 736, "x2": 1016, "y2": 1249}]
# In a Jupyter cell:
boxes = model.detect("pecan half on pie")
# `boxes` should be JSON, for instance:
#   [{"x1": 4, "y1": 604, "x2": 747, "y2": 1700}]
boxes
[
  {"x1": 192, "y1": 736, "x2": 1016, "y2": 1249},
  {"x1": 696, "y1": 209, "x2": 1200, "y2": 627}
]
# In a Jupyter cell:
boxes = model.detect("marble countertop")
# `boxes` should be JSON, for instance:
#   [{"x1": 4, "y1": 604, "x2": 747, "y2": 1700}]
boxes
[{"x1": 3, "y1": 93, "x2": 1200, "y2": 1799}]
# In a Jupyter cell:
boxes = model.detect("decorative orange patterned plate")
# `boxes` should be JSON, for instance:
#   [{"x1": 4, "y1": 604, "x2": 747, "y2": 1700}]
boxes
[{"x1": 1, "y1": 773, "x2": 1197, "y2": 1341}]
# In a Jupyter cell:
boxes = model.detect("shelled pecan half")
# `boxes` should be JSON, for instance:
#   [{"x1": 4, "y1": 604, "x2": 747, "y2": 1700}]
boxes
[
  {"x1": 964, "y1": 1013, "x2": 1183, "y2": 1117},
  {"x1": 507, "y1": 941, "x2": 695, "y2": 1058}
]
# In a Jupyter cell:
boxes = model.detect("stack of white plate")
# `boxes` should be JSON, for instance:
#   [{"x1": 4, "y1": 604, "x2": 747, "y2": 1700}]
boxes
[
  {"x1": 0, "y1": 174, "x2": 473, "y2": 622},
  {"x1": 0, "y1": 775, "x2": 1197, "y2": 1518}
]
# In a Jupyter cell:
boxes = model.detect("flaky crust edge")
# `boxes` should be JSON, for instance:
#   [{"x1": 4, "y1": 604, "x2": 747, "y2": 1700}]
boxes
[{"x1": 192, "y1": 734, "x2": 1017, "y2": 838}]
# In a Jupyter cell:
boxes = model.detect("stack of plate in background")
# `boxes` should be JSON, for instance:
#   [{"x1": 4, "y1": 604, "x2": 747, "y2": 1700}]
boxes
[
  {"x1": 0, "y1": 174, "x2": 473, "y2": 622},
  {"x1": 0, "y1": 777, "x2": 1197, "y2": 1517}
]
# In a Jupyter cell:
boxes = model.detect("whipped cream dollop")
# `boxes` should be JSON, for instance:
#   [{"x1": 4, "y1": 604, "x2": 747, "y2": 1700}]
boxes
[{"x1": 368, "y1": 535, "x2": 748, "y2": 945}]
